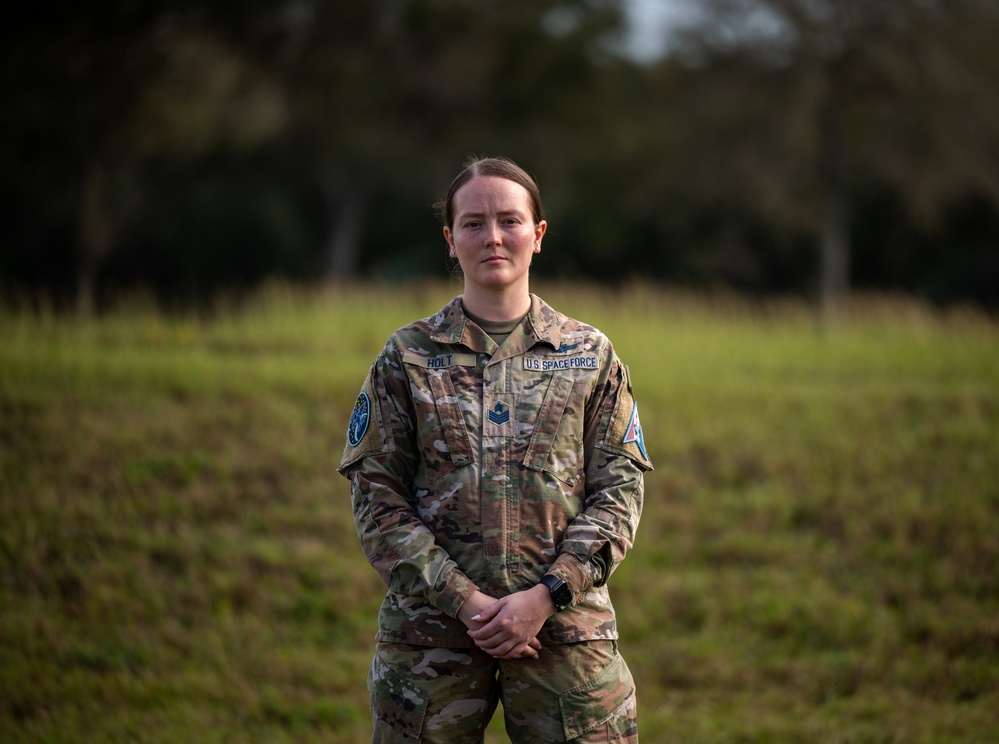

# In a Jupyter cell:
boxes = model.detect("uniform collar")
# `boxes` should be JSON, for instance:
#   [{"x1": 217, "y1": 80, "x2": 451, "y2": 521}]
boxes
[
  {"x1": 523, "y1": 294, "x2": 564, "y2": 350},
  {"x1": 429, "y1": 295, "x2": 564, "y2": 354}
]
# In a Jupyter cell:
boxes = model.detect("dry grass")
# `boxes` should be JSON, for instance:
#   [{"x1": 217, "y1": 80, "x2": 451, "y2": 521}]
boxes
[{"x1": 2, "y1": 283, "x2": 997, "y2": 743}]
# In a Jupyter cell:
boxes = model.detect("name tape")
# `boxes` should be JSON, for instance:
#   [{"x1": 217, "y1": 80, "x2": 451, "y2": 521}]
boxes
[
  {"x1": 403, "y1": 351, "x2": 478, "y2": 369},
  {"x1": 524, "y1": 355, "x2": 599, "y2": 372}
]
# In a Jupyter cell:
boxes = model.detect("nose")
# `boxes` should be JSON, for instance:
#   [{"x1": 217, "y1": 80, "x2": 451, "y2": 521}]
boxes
[{"x1": 483, "y1": 220, "x2": 501, "y2": 246}]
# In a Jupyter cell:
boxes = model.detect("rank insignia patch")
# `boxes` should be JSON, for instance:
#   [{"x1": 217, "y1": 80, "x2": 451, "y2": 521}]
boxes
[
  {"x1": 347, "y1": 392, "x2": 371, "y2": 447},
  {"x1": 487, "y1": 400, "x2": 511, "y2": 426},
  {"x1": 622, "y1": 401, "x2": 648, "y2": 460}
]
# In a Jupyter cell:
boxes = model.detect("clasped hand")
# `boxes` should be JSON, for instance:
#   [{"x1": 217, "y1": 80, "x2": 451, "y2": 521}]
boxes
[{"x1": 458, "y1": 587, "x2": 555, "y2": 660}]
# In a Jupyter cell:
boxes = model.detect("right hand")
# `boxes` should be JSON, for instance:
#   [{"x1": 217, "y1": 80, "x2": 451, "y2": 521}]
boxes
[{"x1": 457, "y1": 590, "x2": 542, "y2": 659}]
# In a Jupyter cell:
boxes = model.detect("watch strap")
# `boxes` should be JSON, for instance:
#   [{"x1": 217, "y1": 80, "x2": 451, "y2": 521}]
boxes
[{"x1": 539, "y1": 574, "x2": 572, "y2": 611}]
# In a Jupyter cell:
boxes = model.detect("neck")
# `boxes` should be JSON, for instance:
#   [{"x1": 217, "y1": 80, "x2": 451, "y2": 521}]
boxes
[{"x1": 460, "y1": 287, "x2": 532, "y2": 323}]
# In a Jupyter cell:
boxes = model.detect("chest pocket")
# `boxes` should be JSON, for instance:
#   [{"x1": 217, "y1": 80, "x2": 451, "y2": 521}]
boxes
[
  {"x1": 415, "y1": 371, "x2": 473, "y2": 482},
  {"x1": 523, "y1": 374, "x2": 585, "y2": 486}
]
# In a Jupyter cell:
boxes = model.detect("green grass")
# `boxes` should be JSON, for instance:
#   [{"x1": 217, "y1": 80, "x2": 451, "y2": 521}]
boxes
[{"x1": 2, "y1": 282, "x2": 997, "y2": 743}]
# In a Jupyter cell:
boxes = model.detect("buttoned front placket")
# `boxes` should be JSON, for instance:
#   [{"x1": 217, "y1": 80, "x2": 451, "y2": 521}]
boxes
[
  {"x1": 480, "y1": 350, "x2": 513, "y2": 592},
  {"x1": 477, "y1": 311, "x2": 562, "y2": 593},
  {"x1": 427, "y1": 297, "x2": 564, "y2": 595}
]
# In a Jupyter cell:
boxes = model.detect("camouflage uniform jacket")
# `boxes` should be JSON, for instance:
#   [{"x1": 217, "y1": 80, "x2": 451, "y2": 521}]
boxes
[{"x1": 338, "y1": 294, "x2": 652, "y2": 648}]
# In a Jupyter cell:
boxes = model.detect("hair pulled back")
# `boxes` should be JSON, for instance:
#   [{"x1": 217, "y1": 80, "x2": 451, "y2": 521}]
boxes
[{"x1": 436, "y1": 155, "x2": 544, "y2": 230}]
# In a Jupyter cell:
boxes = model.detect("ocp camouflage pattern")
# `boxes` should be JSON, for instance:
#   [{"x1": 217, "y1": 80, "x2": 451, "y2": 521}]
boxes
[
  {"x1": 368, "y1": 640, "x2": 637, "y2": 742},
  {"x1": 338, "y1": 294, "x2": 652, "y2": 648}
]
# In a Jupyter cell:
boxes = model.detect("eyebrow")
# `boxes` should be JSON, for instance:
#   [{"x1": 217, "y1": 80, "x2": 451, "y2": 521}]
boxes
[{"x1": 457, "y1": 209, "x2": 528, "y2": 220}]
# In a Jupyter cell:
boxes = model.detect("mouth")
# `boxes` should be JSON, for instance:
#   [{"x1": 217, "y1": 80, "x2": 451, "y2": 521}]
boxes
[{"x1": 482, "y1": 255, "x2": 506, "y2": 264}]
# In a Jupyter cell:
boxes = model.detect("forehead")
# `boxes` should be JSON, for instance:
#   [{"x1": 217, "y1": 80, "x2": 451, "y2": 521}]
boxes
[{"x1": 453, "y1": 175, "x2": 532, "y2": 215}]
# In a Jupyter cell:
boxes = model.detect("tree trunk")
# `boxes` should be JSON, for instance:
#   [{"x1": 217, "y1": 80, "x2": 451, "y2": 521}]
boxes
[
  {"x1": 818, "y1": 94, "x2": 850, "y2": 327},
  {"x1": 820, "y1": 176, "x2": 849, "y2": 326},
  {"x1": 321, "y1": 170, "x2": 368, "y2": 279},
  {"x1": 76, "y1": 157, "x2": 114, "y2": 317}
]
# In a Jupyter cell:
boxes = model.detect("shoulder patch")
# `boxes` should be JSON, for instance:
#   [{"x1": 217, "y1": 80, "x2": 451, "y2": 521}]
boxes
[
  {"x1": 347, "y1": 392, "x2": 371, "y2": 447},
  {"x1": 622, "y1": 401, "x2": 649, "y2": 460},
  {"x1": 599, "y1": 364, "x2": 653, "y2": 470},
  {"x1": 337, "y1": 375, "x2": 388, "y2": 475}
]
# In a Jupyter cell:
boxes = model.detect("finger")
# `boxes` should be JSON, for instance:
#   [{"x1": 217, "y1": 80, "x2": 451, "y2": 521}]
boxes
[
  {"x1": 467, "y1": 617, "x2": 514, "y2": 641},
  {"x1": 494, "y1": 643, "x2": 520, "y2": 659},
  {"x1": 471, "y1": 602, "x2": 502, "y2": 624},
  {"x1": 484, "y1": 637, "x2": 520, "y2": 657},
  {"x1": 467, "y1": 625, "x2": 501, "y2": 642},
  {"x1": 515, "y1": 643, "x2": 540, "y2": 660},
  {"x1": 504, "y1": 643, "x2": 539, "y2": 660},
  {"x1": 470, "y1": 632, "x2": 505, "y2": 652}
]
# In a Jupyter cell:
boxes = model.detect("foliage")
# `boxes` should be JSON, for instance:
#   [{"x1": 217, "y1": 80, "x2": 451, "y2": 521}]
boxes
[
  {"x1": 1, "y1": 284, "x2": 997, "y2": 742},
  {"x1": 650, "y1": 0, "x2": 999, "y2": 317},
  {"x1": 2, "y1": 2, "x2": 999, "y2": 310}
]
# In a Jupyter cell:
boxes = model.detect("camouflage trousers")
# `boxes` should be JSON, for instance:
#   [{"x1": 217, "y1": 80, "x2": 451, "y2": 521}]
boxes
[{"x1": 367, "y1": 639, "x2": 638, "y2": 744}]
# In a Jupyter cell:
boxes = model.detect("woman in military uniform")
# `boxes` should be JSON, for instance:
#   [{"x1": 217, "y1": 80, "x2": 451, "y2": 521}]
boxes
[{"x1": 339, "y1": 156, "x2": 652, "y2": 743}]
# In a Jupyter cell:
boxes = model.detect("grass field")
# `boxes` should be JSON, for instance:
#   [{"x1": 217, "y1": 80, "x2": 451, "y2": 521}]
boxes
[{"x1": 1, "y1": 283, "x2": 997, "y2": 743}]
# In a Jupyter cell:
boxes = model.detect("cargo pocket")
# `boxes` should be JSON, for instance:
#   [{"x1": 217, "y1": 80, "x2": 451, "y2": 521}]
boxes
[
  {"x1": 415, "y1": 371, "x2": 473, "y2": 482},
  {"x1": 558, "y1": 648, "x2": 636, "y2": 741},
  {"x1": 369, "y1": 652, "x2": 429, "y2": 739},
  {"x1": 523, "y1": 374, "x2": 585, "y2": 486}
]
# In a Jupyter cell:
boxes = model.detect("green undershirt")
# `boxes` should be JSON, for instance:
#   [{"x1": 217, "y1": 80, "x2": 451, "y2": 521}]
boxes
[{"x1": 463, "y1": 307, "x2": 527, "y2": 347}]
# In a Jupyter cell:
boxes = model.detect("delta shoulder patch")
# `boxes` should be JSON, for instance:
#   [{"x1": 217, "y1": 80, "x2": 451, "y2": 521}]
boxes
[
  {"x1": 599, "y1": 364, "x2": 653, "y2": 471},
  {"x1": 621, "y1": 401, "x2": 648, "y2": 460}
]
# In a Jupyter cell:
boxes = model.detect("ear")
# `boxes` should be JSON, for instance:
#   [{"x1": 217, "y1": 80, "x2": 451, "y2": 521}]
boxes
[
  {"x1": 443, "y1": 226, "x2": 457, "y2": 257},
  {"x1": 533, "y1": 220, "x2": 547, "y2": 254}
]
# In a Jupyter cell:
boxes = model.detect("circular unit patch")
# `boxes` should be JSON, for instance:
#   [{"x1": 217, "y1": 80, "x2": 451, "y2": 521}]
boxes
[{"x1": 347, "y1": 392, "x2": 371, "y2": 447}]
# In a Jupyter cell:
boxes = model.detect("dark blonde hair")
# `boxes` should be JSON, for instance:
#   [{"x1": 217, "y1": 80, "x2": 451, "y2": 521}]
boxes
[{"x1": 435, "y1": 155, "x2": 545, "y2": 229}]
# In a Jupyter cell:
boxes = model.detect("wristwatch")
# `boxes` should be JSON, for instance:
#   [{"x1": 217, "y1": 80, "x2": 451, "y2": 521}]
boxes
[{"x1": 539, "y1": 574, "x2": 573, "y2": 611}]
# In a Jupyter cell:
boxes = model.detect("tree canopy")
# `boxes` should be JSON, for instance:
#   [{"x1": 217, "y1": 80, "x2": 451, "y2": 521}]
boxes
[{"x1": 2, "y1": 0, "x2": 997, "y2": 311}]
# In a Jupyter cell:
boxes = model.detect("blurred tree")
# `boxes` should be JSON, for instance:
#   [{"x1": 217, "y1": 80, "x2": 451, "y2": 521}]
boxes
[
  {"x1": 1, "y1": 2, "x2": 284, "y2": 314},
  {"x1": 3, "y1": 0, "x2": 995, "y2": 306},
  {"x1": 246, "y1": 0, "x2": 628, "y2": 278},
  {"x1": 648, "y1": 0, "x2": 999, "y2": 320}
]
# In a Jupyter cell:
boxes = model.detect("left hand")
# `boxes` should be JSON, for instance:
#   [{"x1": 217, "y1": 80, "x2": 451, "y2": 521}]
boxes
[{"x1": 466, "y1": 585, "x2": 555, "y2": 660}]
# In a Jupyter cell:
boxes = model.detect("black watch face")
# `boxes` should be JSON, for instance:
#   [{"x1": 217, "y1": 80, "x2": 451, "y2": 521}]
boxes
[{"x1": 552, "y1": 582, "x2": 572, "y2": 610}]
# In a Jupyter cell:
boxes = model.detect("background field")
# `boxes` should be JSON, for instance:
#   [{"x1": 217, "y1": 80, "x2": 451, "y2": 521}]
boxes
[{"x1": 2, "y1": 284, "x2": 997, "y2": 743}]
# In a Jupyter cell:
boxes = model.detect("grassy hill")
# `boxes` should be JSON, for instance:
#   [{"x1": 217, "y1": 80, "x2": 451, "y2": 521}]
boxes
[{"x1": 2, "y1": 284, "x2": 997, "y2": 743}]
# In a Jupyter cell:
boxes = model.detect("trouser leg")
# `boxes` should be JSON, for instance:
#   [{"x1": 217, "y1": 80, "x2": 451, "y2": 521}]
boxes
[
  {"x1": 368, "y1": 643, "x2": 499, "y2": 744},
  {"x1": 499, "y1": 640, "x2": 638, "y2": 744}
]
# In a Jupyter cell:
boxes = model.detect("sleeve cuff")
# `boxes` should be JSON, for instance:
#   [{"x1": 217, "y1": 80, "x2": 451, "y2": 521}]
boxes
[
  {"x1": 548, "y1": 552, "x2": 594, "y2": 604},
  {"x1": 431, "y1": 568, "x2": 479, "y2": 618}
]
